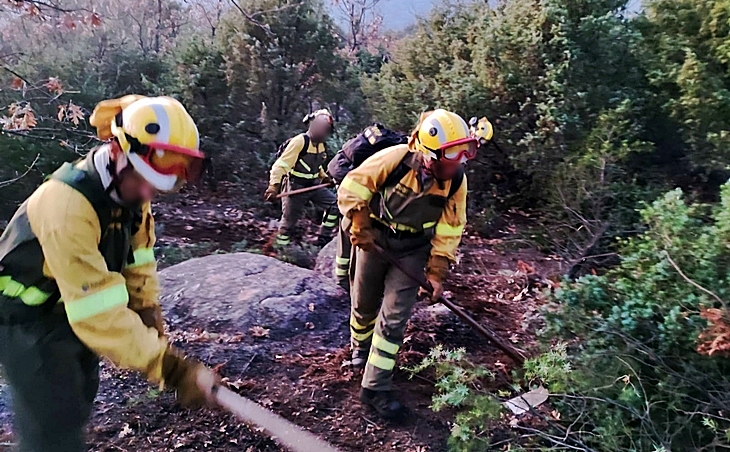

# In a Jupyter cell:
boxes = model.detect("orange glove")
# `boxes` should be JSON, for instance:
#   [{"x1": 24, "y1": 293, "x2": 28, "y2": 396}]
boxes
[
  {"x1": 162, "y1": 347, "x2": 221, "y2": 408},
  {"x1": 419, "y1": 255, "x2": 450, "y2": 303},
  {"x1": 264, "y1": 183, "x2": 281, "y2": 202},
  {"x1": 137, "y1": 306, "x2": 165, "y2": 337},
  {"x1": 349, "y1": 208, "x2": 376, "y2": 252}
]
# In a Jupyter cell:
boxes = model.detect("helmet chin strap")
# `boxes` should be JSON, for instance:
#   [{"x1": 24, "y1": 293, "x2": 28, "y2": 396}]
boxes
[{"x1": 103, "y1": 141, "x2": 137, "y2": 207}]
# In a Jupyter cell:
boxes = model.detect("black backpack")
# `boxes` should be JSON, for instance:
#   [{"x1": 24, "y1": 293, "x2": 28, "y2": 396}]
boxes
[
  {"x1": 328, "y1": 123, "x2": 464, "y2": 198},
  {"x1": 275, "y1": 134, "x2": 311, "y2": 162},
  {"x1": 327, "y1": 124, "x2": 407, "y2": 184}
]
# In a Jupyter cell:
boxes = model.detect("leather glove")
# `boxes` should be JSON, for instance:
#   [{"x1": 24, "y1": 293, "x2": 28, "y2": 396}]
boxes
[
  {"x1": 320, "y1": 175, "x2": 333, "y2": 186},
  {"x1": 264, "y1": 183, "x2": 281, "y2": 202},
  {"x1": 419, "y1": 255, "x2": 450, "y2": 304},
  {"x1": 137, "y1": 305, "x2": 165, "y2": 337},
  {"x1": 349, "y1": 208, "x2": 376, "y2": 252},
  {"x1": 162, "y1": 347, "x2": 221, "y2": 408}
]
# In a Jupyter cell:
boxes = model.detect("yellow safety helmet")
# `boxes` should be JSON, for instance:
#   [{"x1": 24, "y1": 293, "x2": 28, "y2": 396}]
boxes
[
  {"x1": 90, "y1": 95, "x2": 204, "y2": 192},
  {"x1": 469, "y1": 116, "x2": 494, "y2": 145},
  {"x1": 413, "y1": 109, "x2": 478, "y2": 163}
]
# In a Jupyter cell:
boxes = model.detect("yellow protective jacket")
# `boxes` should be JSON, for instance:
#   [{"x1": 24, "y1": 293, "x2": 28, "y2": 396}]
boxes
[
  {"x1": 269, "y1": 133, "x2": 327, "y2": 185},
  {"x1": 0, "y1": 150, "x2": 167, "y2": 383},
  {"x1": 338, "y1": 144, "x2": 467, "y2": 262}
]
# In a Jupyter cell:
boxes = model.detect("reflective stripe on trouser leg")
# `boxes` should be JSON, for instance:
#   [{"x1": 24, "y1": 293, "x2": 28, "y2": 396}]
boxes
[
  {"x1": 361, "y1": 242, "x2": 430, "y2": 391},
  {"x1": 335, "y1": 256, "x2": 350, "y2": 277},
  {"x1": 279, "y1": 178, "x2": 306, "y2": 243},
  {"x1": 350, "y1": 313, "x2": 376, "y2": 347},
  {"x1": 334, "y1": 221, "x2": 353, "y2": 280},
  {"x1": 311, "y1": 186, "x2": 338, "y2": 241},
  {"x1": 350, "y1": 246, "x2": 388, "y2": 354},
  {"x1": 367, "y1": 333, "x2": 400, "y2": 371},
  {"x1": 318, "y1": 208, "x2": 339, "y2": 241}
]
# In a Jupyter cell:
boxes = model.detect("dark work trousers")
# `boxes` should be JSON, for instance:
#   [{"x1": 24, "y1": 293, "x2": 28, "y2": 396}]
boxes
[
  {"x1": 349, "y1": 231, "x2": 431, "y2": 391},
  {"x1": 334, "y1": 219, "x2": 353, "y2": 291},
  {"x1": 0, "y1": 299, "x2": 99, "y2": 452},
  {"x1": 276, "y1": 177, "x2": 338, "y2": 247}
]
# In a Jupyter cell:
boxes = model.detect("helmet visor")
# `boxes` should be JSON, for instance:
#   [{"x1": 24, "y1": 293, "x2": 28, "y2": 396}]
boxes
[
  {"x1": 142, "y1": 143, "x2": 205, "y2": 183},
  {"x1": 437, "y1": 137, "x2": 479, "y2": 163}
]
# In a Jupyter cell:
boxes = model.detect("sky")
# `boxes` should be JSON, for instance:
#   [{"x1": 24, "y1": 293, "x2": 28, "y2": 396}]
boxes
[{"x1": 375, "y1": 0, "x2": 644, "y2": 31}]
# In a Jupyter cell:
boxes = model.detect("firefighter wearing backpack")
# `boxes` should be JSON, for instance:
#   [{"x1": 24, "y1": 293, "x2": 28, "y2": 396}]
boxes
[
  {"x1": 327, "y1": 124, "x2": 408, "y2": 291},
  {"x1": 0, "y1": 95, "x2": 220, "y2": 452},
  {"x1": 338, "y1": 109, "x2": 478, "y2": 420},
  {"x1": 265, "y1": 109, "x2": 338, "y2": 248}
]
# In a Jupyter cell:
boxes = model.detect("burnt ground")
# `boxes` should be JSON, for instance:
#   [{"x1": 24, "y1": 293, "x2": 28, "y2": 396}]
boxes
[{"x1": 0, "y1": 185, "x2": 562, "y2": 452}]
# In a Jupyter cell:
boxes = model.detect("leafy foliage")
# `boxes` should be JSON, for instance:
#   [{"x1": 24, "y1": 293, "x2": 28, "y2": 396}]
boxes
[
  {"x1": 543, "y1": 183, "x2": 730, "y2": 450},
  {"x1": 404, "y1": 346, "x2": 501, "y2": 451}
]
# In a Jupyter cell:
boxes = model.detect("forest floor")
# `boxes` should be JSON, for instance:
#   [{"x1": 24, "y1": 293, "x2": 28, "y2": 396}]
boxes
[{"x1": 0, "y1": 184, "x2": 563, "y2": 452}]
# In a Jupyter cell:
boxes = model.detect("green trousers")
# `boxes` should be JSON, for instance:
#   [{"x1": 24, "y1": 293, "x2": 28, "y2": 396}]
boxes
[
  {"x1": 350, "y1": 233, "x2": 431, "y2": 391},
  {"x1": 0, "y1": 300, "x2": 99, "y2": 452},
  {"x1": 277, "y1": 177, "x2": 338, "y2": 248}
]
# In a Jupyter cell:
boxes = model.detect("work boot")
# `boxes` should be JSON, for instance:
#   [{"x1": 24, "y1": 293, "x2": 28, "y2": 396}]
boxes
[
  {"x1": 359, "y1": 388, "x2": 406, "y2": 421},
  {"x1": 342, "y1": 348, "x2": 368, "y2": 369}
]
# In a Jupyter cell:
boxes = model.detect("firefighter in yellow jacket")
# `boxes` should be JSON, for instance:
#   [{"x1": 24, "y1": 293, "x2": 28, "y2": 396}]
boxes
[
  {"x1": 0, "y1": 95, "x2": 219, "y2": 452},
  {"x1": 338, "y1": 109, "x2": 479, "y2": 420},
  {"x1": 264, "y1": 110, "x2": 338, "y2": 248}
]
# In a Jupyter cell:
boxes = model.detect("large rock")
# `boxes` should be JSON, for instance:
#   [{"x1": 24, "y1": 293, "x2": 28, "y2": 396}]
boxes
[
  {"x1": 314, "y1": 238, "x2": 337, "y2": 278},
  {"x1": 159, "y1": 252, "x2": 347, "y2": 340}
]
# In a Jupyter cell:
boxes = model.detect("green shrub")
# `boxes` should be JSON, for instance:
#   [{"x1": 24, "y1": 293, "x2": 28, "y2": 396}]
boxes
[
  {"x1": 403, "y1": 346, "x2": 502, "y2": 452},
  {"x1": 542, "y1": 182, "x2": 730, "y2": 451}
]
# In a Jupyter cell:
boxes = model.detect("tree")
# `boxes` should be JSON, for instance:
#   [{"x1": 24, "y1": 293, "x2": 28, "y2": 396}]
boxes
[{"x1": 331, "y1": 0, "x2": 383, "y2": 51}]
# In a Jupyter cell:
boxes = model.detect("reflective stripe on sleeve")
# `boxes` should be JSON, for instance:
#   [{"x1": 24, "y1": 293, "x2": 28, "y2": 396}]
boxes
[
  {"x1": 273, "y1": 159, "x2": 292, "y2": 172},
  {"x1": 435, "y1": 222, "x2": 464, "y2": 237},
  {"x1": 125, "y1": 248, "x2": 156, "y2": 269},
  {"x1": 341, "y1": 177, "x2": 373, "y2": 201},
  {"x1": 336, "y1": 257, "x2": 350, "y2": 265},
  {"x1": 64, "y1": 284, "x2": 129, "y2": 323}
]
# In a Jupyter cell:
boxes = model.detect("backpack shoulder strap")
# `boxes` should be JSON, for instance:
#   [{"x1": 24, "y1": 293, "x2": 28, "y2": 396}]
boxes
[
  {"x1": 448, "y1": 165, "x2": 465, "y2": 199},
  {"x1": 50, "y1": 162, "x2": 110, "y2": 214},
  {"x1": 299, "y1": 134, "x2": 311, "y2": 159},
  {"x1": 382, "y1": 155, "x2": 412, "y2": 189}
]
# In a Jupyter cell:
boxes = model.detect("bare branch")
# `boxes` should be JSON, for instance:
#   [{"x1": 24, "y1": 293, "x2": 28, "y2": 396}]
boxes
[
  {"x1": 662, "y1": 250, "x2": 728, "y2": 309},
  {"x1": 0, "y1": 153, "x2": 40, "y2": 188},
  {"x1": 228, "y1": 0, "x2": 274, "y2": 35}
]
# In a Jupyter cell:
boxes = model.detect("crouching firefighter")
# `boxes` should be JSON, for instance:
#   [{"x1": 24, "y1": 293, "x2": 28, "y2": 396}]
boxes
[
  {"x1": 0, "y1": 95, "x2": 220, "y2": 452},
  {"x1": 338, "y1": 109, "x2": 478, "y2": 420},
  {"x1": 264, "y1": 109, "x2": 338, "y2": 248}
]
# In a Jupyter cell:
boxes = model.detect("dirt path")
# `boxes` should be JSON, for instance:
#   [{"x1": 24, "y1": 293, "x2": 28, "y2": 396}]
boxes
[{"x1": 0, "y1": 189, "x2": 560, "y2": 451}]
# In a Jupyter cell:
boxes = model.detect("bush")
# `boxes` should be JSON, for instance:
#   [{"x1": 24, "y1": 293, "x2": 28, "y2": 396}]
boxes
[
  {"x1": 404, "y1": 346, "x2": 501, "y2": 451},
  {"x1": 542, "y1": 182, "x2": 730, "y2": 451}
]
